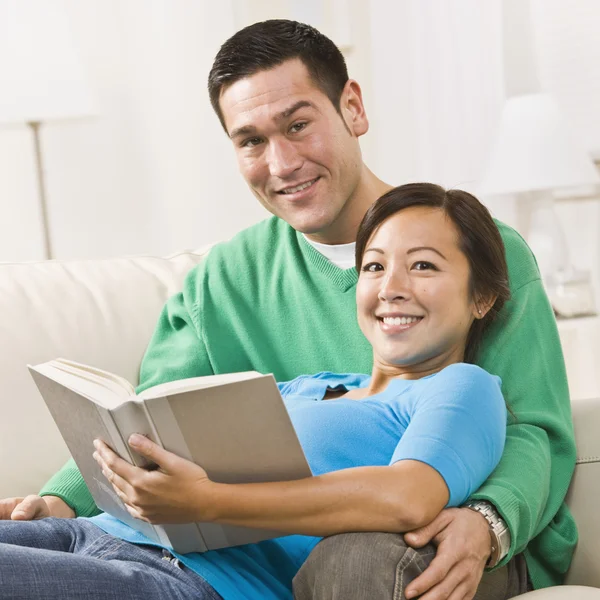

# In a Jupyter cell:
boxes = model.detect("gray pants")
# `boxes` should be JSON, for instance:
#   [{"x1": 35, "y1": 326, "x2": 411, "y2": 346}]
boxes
[{"x1": 293, "y1": 532, "x2": 531, "y2": 600}]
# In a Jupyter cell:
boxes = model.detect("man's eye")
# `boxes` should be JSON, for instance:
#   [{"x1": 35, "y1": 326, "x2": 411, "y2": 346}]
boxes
[
  {"x1": 242, "y1": 137, "x2": 263, "y2": 148},
  {"x1": 289, "y1": 122, "x2": 307, "y2": 134},
  {"x1": 412, "y1": 261, "x2": 436, "y2": 271},
  {"x1": 361, "y1": 262, "x2": 383, "y2": 273}
]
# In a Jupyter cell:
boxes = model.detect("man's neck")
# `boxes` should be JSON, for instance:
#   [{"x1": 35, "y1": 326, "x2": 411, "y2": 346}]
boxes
[{"x1": 305, "y1": 166, "x2": 393, "y2": 245}]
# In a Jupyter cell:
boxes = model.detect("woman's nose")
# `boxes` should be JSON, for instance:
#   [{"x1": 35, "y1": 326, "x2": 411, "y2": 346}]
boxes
[{"x1": 378, "y1": 271, "x2": 411, "y2": 302}]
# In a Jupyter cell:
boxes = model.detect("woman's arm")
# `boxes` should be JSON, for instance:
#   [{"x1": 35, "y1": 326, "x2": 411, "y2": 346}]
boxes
[
  {"x1": 94, "y1": 365, "x2": 504, "y2": 537},
  {"x1": 94, "y1": 437, "x2": 448, "y2": 536},
  {"x1": 207, "y1": 460, "x2": 448, "y2": 535}
]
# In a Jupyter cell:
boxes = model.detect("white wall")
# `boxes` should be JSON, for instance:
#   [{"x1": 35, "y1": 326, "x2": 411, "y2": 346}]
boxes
[
  {"x1": 529, "y1": 0, "x2": 600, "y2": 299},
  {"x1": 0, "y1": 0, "x2": 267, "y2": 262},
  {"x1": 368, "y1": 0, "x2": 506, "y2": 197},
  {"x1": 367, "y1": 0, "x2": 600, "y2": 236},
  {"x1": 1, "y1": 0, "x2": 599, "y2": 263}
]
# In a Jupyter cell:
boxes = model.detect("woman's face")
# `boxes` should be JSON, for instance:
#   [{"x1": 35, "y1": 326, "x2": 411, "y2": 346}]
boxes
[{"x1": 356, "y1": 205, "x2": 480, "y2": 377}]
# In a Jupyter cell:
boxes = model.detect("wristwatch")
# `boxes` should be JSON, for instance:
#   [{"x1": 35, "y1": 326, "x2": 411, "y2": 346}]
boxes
[{"x1": 464, "y1": 500, "x2": 511, "y2": 568}]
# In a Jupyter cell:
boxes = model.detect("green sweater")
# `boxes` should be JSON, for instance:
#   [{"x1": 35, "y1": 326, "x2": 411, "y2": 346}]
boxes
[{"x1": 40, "y1": 216, "x2": 577, "y2": 589}]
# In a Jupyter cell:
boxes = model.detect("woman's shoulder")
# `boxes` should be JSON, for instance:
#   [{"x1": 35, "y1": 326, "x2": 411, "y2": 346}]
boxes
[
  {"x1": 411, "y1": 363, "x2": 506, "y2": 422},
  {"x1": 431, "y1": 362, "x2": 500, "y2": 383},
  {"x1": 421, "y1": 363, "x2": 503, "y2": 398}
]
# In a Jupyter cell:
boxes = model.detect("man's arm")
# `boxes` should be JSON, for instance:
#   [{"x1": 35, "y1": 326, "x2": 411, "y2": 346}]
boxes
[
  {"x1": 36, "y1": 269, "x2": 215, "y2": 518},
  {"x1": 0, "y1": 495, "x2": 75, "y2": 520},
  {"x1": 470, "y1": 276, "x2": 576, "y2": 567}
]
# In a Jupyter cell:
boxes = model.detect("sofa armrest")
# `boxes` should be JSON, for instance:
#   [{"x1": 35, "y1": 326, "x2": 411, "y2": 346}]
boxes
[{"x1": 518, "y1": 586, "x2": 600, "y2": 599}]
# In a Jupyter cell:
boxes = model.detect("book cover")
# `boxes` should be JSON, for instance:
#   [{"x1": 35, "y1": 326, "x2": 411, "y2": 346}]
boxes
[{"x1": 29, "y1": 360, "x2": 312, "y2": 553}]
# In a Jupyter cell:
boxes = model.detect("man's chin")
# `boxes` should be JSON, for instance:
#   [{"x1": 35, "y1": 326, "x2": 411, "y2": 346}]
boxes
[{"x1": 284, "y1": 216, "x2": 332, "y2": 238}]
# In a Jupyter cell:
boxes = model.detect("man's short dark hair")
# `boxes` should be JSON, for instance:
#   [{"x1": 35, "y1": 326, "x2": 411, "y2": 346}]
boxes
[{"x1": 208, "y1": 19, "x2": 349, "y2": 132}]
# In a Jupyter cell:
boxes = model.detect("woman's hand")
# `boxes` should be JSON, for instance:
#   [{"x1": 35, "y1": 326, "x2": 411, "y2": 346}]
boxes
[{"x1": 93, "y1": 435, "x2": 216, "y2": 524}]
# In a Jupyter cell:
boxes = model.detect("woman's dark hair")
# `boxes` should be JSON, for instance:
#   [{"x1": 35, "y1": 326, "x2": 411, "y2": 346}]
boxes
[
  {"x1": 208, "y1": 19, "x2": 349, "y2": 132},
  {"x1": 355, "y1": 183, "x2": 510, "y2": 364}
]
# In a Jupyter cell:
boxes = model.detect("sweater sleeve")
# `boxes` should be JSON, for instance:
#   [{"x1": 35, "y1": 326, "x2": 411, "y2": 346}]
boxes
[
  {"x1": 472, "y1": 276, "x2": 576, "y2": 574},
  {"x1": 39, "y1": 266, "x2": 213, "y2": 516}
]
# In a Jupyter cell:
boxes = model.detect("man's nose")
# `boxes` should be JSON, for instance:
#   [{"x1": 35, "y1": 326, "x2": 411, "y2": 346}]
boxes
[{"x1": 267, "y1": 137, "x2": 303, "y2": 179}]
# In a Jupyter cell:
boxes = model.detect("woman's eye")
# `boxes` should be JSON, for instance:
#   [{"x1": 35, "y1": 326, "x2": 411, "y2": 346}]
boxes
[
  {"x1": 412, "y1": 261, "x2": 436, "y2": 271},
  {"x1": 289, "y1": 122, "x2": 307, "y2": 134},
  {"x1": 361, "y1": 262, "x2": 383, "y2": 273}
]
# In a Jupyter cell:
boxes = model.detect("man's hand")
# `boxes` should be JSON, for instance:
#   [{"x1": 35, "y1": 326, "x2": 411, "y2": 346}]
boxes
[
  {"x1": 93, "y1": 435, "x2": 214, "y2": 524},
  {"x1": 0, "y1": 495, "x2": 75, "y2": 520},
  {"x1": 403, "y1": 507, "x2": 492, "y2": 600}
]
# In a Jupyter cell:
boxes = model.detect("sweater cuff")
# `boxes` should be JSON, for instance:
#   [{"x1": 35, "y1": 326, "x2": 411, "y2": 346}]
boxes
[
  {"x1": 39, "y1": 458, "x2": 102, "y2": 518},
  {"x1": 469, "y1": 485, "x2": 523, "y2": 569}
]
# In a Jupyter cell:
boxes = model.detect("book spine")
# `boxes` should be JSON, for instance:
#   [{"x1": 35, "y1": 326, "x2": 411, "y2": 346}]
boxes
[
  {"x1": 109, "y1": 401, "x2": 159, "y2": 469},
  {"x1": 141, "y1": 396, "x2": 213, "y2": 553},
  {"x1": 135, "y1": 396, "x2": 210, "y2": 553},
  {"x1": 96, "y1": 404, "x2": 139, "y2": 465},
  {"x1": 95, "y1": 403, "x2": 169, "y2": 546}
]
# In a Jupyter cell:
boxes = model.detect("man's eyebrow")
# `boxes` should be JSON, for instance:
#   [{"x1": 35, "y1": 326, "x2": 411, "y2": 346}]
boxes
[
  {"x1": 363, "y1": 246, "x2": 447, "y2": 260},
  {"x1": 276, "y1": 100, "x2": 316, "y2": 121},
  {"x1": 229, "y1": 100, "x2": 316, "y2": 140},
  {"x1": 229, "y1": 124, "x2": 257, "y2": 140}
]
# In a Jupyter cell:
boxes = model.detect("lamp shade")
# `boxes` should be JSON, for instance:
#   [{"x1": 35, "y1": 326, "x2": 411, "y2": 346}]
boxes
[
  {"x1": 479, "y1": 93, "x2": 600, "y2": 196},
  {"x1": 0, "y1": 0, "x2": 96, "y2": 125}
]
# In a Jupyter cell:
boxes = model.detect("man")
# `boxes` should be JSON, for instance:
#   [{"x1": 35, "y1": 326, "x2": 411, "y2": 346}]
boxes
[{"x1": 1, "y1": 19, "x2": 576, "y2": 600}]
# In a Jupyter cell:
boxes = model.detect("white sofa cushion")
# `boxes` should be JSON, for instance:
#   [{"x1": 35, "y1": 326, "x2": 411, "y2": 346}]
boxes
[{"x1": 0, "y1": 249, "x2": 208, "y2": 497}]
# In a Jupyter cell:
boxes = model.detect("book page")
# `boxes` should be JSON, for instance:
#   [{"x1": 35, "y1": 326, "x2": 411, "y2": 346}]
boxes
[
  {"x1": 29, "y1": 362, "x2": 133, "y2": 409},
  {"x1": 53, "y1": 359, "x2": 136, "y2": 396},
  {"x1": 139, "y1": 371, "x2": 264, "y2": 401}
]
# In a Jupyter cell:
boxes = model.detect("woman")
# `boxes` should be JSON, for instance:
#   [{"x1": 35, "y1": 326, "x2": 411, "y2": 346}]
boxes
[{"x1": 0, "y1": 183, "x2": 510, "y2": 599}]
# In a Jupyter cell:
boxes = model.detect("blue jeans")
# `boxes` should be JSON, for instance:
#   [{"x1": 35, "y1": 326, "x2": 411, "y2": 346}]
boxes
[{"x1": 0, "y1": 518, "x2": 222, "y2": 600}]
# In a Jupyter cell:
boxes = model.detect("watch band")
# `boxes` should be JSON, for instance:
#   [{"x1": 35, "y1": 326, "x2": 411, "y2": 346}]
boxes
[{"x1": 465, "y1": 500, "x2": 511, "y2": 568}]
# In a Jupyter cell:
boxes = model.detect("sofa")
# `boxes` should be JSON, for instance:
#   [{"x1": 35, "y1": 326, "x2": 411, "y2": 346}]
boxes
[{"x1": 1, "y1": 249, "x2": 599, "y2": 598}]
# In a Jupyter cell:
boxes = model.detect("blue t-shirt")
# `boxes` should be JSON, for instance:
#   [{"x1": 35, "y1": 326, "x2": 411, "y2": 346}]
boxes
[{"x1": 90, "y1": 363, "x2": 506, "y2": 600}]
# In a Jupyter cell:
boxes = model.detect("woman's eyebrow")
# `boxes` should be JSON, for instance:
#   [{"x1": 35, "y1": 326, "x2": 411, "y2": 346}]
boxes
[{"x1": 407, "y1": 246, "x2": 447, "y2": 260}]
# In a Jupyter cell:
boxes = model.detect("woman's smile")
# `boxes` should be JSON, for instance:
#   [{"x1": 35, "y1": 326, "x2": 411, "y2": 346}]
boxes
[{"x1": 377, "y1": 315, "x2": 423, "y2": 334}]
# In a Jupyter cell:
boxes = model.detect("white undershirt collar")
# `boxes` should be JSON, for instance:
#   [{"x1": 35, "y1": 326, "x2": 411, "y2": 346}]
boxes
[{"x1": 302, "y1": 234, "x2": 356, "y2": 270}]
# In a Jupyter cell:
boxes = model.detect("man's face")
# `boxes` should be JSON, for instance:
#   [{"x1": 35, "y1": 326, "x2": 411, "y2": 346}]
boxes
[{"x1": 219, "y1": 59, "x2": 369, "y2": 244}]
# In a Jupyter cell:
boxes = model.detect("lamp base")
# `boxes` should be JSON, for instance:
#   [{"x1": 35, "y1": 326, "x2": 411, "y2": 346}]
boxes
[
  {"x1": 549, "y1": 269, "x2": 597, "y2": 319},
  {"x1": 521, "y1": 190, "x2": 597, "y2": 318},
  {"x1": 524, "y1": 191, "x2": 569, "y2": 282}
]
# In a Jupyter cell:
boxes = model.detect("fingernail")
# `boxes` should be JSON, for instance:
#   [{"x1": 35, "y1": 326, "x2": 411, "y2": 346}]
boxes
[
  {"x1": 93, "y1": 440, "x2": 100, "y2": 449},
  {"x1": 406, "y1": 591, "x2": 416, "y2": 599},
  {"x1": 129, "y1": 434, "x2": 143, "y2": 446}
]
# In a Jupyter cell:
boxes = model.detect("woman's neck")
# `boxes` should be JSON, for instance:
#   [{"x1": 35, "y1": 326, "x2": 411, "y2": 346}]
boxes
[{"x1": 361, "y1": 348, "x2": 466, "y2": 397}]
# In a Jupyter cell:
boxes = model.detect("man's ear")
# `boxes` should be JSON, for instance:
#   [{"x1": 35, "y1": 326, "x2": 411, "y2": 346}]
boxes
[
  {"x1": 340, "y1": 79, "x2": 369, "y2": 137},
  {"x1": 472, "y1": 294, "x2": 498, "y2": 320}
]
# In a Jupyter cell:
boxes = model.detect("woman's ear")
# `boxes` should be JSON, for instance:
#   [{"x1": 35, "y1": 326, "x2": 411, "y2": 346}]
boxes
[{"x1": 472, "y1": 294, "x2": 498, "y2": 320}]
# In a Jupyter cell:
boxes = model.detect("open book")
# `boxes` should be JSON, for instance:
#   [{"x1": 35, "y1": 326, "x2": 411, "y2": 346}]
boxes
[{"x1": 29, "y1": 359, "x2": 312, "y2": 553}]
